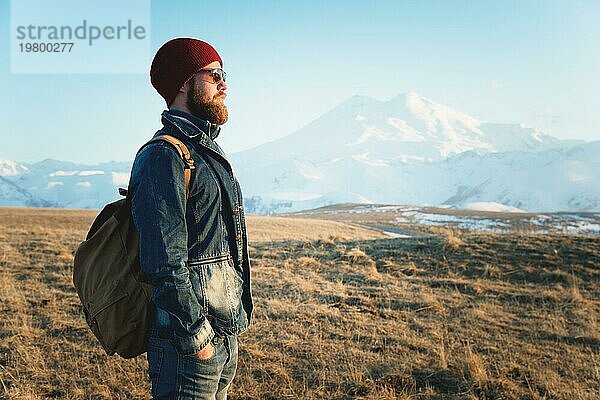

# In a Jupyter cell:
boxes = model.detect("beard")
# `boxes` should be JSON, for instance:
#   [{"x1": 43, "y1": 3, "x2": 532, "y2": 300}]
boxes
[{"x1": 186, "y1": 78, "x2": 228, "y2": 125}]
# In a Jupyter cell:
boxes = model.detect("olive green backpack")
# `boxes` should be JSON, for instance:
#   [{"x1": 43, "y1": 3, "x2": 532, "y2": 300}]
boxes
[{"x1": 73, "y1": 135, "x2": 194, "y2": 358}]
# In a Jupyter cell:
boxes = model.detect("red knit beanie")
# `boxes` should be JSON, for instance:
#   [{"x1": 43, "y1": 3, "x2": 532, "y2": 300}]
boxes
[{"x1": 150, "y1": 38, "x2": 223, "y2": 106}]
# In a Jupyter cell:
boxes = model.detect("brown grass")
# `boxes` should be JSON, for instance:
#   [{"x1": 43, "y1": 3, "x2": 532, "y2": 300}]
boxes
[
  {"x1": 0, "y1": 207, "x2": 599, "y2": 399},
  {"x1": 440, "y1": 228, "x2": 464, "y2": 250},
  {"x1": 248, "y1": 216, "x2": 387, "y2": 241}
]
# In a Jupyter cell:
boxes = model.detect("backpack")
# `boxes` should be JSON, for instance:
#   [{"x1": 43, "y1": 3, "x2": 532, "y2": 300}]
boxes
[{"x1": 73, "y1": 134, "x2": 194, "y2": 358}]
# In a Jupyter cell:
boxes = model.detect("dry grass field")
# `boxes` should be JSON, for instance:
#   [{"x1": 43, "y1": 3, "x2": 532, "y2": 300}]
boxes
[{"x1": 0, "y1": 207, "x2": 598, "y2": 399}]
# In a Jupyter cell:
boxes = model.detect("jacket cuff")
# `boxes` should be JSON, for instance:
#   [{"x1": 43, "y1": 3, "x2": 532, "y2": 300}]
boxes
[{"x1": 172, "y1": 318, "x2": 215, "y2": 356}]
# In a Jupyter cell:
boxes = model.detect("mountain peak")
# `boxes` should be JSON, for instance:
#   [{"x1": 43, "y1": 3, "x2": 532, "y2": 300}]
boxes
[
  {"x1": 337, "y1": 94, "x2": 382, "y2": 109},
  {"x1": 391, "y1": 91, "x2": 424, "y2": 101},
  {"x1": 0, "y1": 157, "x2": 29, "y2": 177},
  {"x1": 388, "y1": 92, "x2": 482, "y2": 127}
]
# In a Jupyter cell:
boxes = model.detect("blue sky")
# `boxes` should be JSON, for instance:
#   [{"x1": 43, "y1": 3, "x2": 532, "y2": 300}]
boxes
[{"x1": 1, "y1": 0, "x2": 599, "y2": 164}]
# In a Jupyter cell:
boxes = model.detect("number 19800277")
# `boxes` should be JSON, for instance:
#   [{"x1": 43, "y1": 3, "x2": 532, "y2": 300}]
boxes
[{"x1": 19, "y1": 42, "x2": 74, "y2": 52}]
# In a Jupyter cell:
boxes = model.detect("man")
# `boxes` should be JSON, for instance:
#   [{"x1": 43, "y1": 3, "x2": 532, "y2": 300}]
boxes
[{"x1": 128, "y1": 38, "x2": 253, "y2": 399}]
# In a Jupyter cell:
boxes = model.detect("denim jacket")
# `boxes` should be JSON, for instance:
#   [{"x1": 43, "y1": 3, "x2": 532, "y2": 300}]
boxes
[{"x1": 128, "y1": 109, "x2": 253, "y2": 356}]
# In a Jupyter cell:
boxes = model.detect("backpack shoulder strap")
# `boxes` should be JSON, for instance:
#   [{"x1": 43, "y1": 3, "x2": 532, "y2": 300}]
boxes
[{"x1": 136, "y1": 134, "x2": 195, "y2": 199}]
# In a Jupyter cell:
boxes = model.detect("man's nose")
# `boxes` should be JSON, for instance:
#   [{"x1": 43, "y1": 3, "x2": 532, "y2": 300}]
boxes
[{"x1": 218, "y1": 80, "x2": 227, "y2": 91}]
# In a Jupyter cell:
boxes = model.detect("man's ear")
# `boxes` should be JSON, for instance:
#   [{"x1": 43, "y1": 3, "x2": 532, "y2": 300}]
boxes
[{"x1": 180, "y1": 76, "x2": 193, "y2": 93}]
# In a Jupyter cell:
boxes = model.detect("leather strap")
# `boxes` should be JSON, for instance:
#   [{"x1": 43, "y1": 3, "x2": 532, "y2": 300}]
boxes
[{"x1": 142, "y1": 135, "x2": 195, "y2": 199}]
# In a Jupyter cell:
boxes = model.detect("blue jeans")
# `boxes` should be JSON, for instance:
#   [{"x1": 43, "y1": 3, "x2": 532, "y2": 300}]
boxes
[{"x1": 146, "y1": 325, "x2": 238, "y2": 400}]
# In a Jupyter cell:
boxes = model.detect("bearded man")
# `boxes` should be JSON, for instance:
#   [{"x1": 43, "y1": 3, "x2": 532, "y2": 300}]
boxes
[{"x1": 127, "y1": 38, "x2": 253, "y2": 399}]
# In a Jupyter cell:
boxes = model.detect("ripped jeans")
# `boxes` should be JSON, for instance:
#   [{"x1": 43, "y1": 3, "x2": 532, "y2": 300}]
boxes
[{"x1": 146, "y1": 322, "x2": 238, "y2": 400}]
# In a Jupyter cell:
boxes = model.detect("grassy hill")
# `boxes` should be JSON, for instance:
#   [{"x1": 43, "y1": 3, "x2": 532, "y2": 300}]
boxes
[{"x1": 0, "y1": 207, "x2": 598, "y2": 399}]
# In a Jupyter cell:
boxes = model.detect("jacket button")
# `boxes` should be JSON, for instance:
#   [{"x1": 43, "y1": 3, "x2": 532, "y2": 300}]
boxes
[
  {"x1": 236, "y1": 234, "x2": 242, "y2": 241},
  {"x1": 233, "y1": 208, "x2": 239, "y2": 216}
]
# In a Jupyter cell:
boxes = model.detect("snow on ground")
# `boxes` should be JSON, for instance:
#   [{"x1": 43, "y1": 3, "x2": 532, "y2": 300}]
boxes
[
  {"x1": 344, "y1": 205, "x2": 417, "y2": 214},
  {"x1": 462, "y1": 202, "x2": 526, "y2": 213},
  {"x1": 395, "y1": 211, "x2": 512, "y2": 232},
  {"x1": 285, "y1": 203, "x2": 599, "y2": 235},
  {"x1": 382, "y1": 230, "x2": 412, "y2": 238},
  {"x1": 529, "y1": 214, "x2": 600, "y2": 235},
  {"x1": 563, "y1": 221, "x2": 600, "y2": 234},
  {"x1": 561, "y1": 214, "x2": 596, "y2": 221},
  {"x1": 396, "y1": 209, "x2": 600, "y2": 235}
]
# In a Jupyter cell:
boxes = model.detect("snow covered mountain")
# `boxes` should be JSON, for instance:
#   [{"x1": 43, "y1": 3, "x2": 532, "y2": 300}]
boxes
[
  {"x1": 230, "y1": 92, "x2": 596, "y2": 213},
  {"x1": 0, "y1": 158, "x2": 29, "y2": 176},
  {"x1": 1, "y1": 92, "x2": 597, "y2": 212},
  {"x1": 436, "y1": 142, "x2": 600, "y2": 211},
  {"x1": 1, "y1": 159, "x2": 132, "y2": 209},
  {"x1": 232, "y1": 92, "x2": 565, "y2": 168},
  {"x1": 0, "y1": 175, "x2": 55, "y2": 207},
  {"x1": 232, "y1": 140, "x2": 600, "y2": 214}
]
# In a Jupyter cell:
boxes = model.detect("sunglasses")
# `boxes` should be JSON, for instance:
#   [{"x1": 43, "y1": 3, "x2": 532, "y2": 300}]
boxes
[{"x1": 197, "y1": 68, "x2": 227, "y2": 85}]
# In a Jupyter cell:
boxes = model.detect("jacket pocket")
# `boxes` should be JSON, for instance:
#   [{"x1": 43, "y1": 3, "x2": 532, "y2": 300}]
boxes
[{"x1": 188, "y1": 255, "x2": 243, "y2": 333}]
